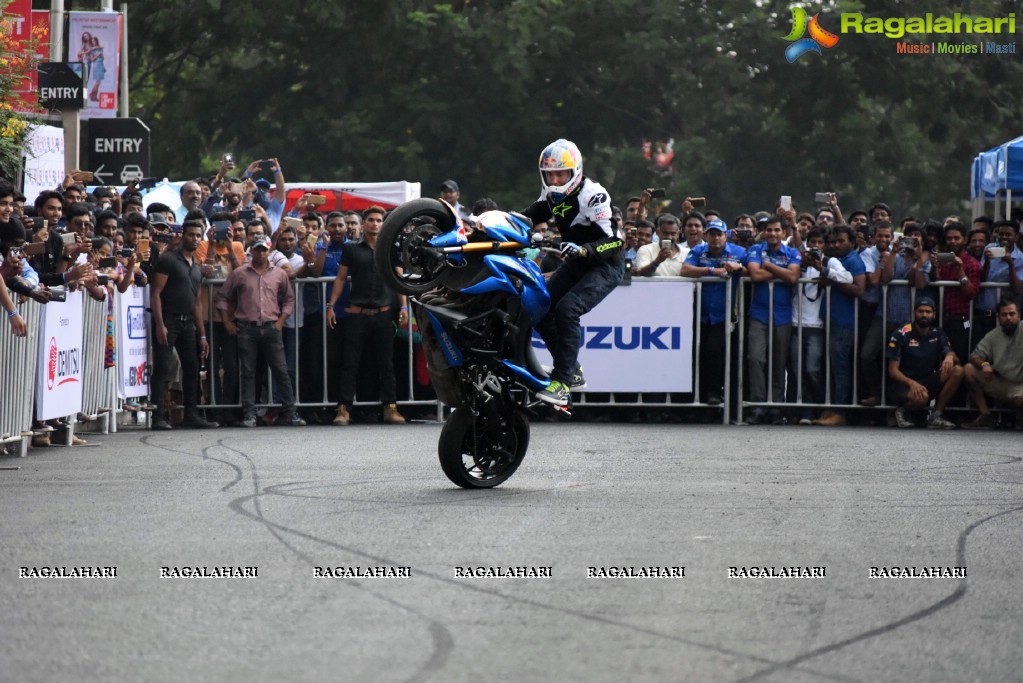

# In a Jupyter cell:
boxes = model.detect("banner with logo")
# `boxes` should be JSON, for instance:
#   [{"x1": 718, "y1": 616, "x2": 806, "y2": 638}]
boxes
[
  {"x1": 115, "y1": 286, "x2": 150, "y2": 398},
  {"x1": 68, "y1": 11, "x2": 122, "y2": 119},
  {"x1": 532, "y1": 280, "x2": 695, "y2": 392},
  {"x1": 35, "y1": 290, "x2": 85, "y2": 420}
]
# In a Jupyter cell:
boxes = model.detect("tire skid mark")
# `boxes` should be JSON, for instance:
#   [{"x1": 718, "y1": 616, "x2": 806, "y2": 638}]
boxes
[
  {"x1": 141, "y1": 435, "x2": 244, "y2": 491},
  {"x1": 213, "y1": 439, "x2": 455, "y2": 683},
  {"x1": 226, "y1": 487, "x2": 854, "y2": 682},
  {"x1": 734, "y1": 505, "x2": 1023, "y2": 682}
]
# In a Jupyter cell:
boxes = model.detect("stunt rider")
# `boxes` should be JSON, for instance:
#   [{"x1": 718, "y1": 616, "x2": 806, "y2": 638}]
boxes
[{"x1": 523, "y1": 139, "x2": 624, "y2": 406}]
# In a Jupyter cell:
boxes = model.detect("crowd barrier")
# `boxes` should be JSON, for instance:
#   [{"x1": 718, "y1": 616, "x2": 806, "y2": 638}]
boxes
[
  {"x1": 0, "y1": 276, "x2": 1014, "y2": 452},
  {"x1": 0, "y1": 300, "x2": 43, "y2": 456}
]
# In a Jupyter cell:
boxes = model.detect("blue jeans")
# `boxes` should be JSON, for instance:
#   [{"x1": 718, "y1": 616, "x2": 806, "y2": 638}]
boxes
[{"x1": 829, "y1": 324, "x2": 855, "y2": 406}]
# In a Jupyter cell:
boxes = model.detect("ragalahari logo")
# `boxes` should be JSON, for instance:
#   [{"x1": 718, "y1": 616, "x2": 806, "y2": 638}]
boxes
[{"x1": 784, "y1": 7, "x2": 839, "y2": 62}]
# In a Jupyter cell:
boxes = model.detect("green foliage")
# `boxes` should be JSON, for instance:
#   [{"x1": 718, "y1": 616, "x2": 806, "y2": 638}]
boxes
[{"x1": 128, "y1": 0, "x2": 1023, "y2": 219}]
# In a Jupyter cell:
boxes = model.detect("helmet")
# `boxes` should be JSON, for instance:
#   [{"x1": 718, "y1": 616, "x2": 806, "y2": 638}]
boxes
[{"x1": 538, "y1": 139, "x2": 583, "y2": 202}]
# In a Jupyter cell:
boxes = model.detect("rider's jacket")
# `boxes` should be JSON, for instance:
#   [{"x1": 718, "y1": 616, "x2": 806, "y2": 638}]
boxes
[{"x1": 523, "y1": 177, "x2": 623, "y2": 263}]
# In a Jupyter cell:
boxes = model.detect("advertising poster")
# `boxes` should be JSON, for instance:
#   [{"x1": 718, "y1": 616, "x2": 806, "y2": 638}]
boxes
[
  {"x1": 115, "y1": 287, "x2": 150, "y2": 399},
  {"x1": 35, "y1": 290, "x2": 85, "y2": 420},
  {"x1": 532, "y1": 280, "x2": 695, "y2": 392},
  {"x1": 67, "y1": 11, "x2": 121, "y2": 119}
]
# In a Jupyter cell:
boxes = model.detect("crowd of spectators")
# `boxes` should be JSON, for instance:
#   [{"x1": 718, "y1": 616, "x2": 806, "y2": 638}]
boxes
[{"x1": 4, "y1": 162, "x2": 1023, "y2": 445}]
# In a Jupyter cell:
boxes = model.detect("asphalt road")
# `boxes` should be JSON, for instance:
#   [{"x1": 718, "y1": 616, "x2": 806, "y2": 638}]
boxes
[{"x1": 1, "y1": 421, "x2": 1021, "y2": 682}]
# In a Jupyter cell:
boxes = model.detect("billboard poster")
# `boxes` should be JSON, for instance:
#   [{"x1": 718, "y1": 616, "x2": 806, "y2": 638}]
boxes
[{"x1": 68, "y1": 11, "x2": 122, "y2": 119}]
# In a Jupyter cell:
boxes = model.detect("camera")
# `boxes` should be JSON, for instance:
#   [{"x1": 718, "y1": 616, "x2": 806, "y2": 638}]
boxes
[
  {"x1": 899, "y1": 236, "x2": 918, "y2": 252},
  {"x1": 806, "y1": 247, "x2": 824, "y2": 263},
  {"x1": 222, "y1": 153, "x2": 234, "y2": 165},
  {"x1": 648, "y1": 188, "x2": 666, "y2": 199},
  {"x1": 734, "y1": 230, "x2": 753, "y2": 241},
  {"x1": 239, "y1": 209, "x2": 256, "y2": 222},
  {"x1": 137, "y1": 177, "x2": 158, "y2": 190},
  {"x1": 935, "y1": 252, "x2": 956, "y2": 263},
  {"x1": 119, "y1": 247, "x2": 134, "y2": 258},
  {"x1": 153, "y1": 233, "x2": 174, "y2": 244},
  {"x1": 97, "y1": 274, "x2": 109, "y2": 286},
  {"x1": 814, "y1": 192, "x2": 831, "y2": 204}
]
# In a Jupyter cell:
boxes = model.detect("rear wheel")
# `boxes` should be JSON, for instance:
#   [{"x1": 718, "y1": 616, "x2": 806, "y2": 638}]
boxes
[
  {"x1": 438, "y1": 407, "x2": 530, "y2": 488},
  {"x1": 374, "y1": 198, "x2": 455, "y2": 295}
]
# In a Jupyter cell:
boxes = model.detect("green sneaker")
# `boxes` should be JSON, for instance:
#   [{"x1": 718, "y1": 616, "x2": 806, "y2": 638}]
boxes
[
  {"x1": 536, "y1": 380, "x2": 570, "y2": 406},
  {"x1": 568, "y1": 367, "x2": 587, "y2": 390}
]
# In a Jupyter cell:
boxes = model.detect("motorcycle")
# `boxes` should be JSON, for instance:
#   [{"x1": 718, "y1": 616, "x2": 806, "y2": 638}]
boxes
[{"x1": 374, "y1": 198, "x2": 561, "y2": 488}]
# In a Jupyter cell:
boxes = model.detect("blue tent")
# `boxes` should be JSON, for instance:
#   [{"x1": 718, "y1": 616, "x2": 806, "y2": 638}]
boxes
[{"x1": 974, "y1": 135, "x2": 1023, "y2": 198}]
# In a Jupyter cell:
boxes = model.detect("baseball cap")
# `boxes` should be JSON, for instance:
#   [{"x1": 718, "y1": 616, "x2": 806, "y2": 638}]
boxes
[
  {"x1": 440, "y1": 179, "x2": 459, "y2": 192},
  {"x1": 255, "y1": 178, "x2": 272, "y2": 190},
  {"x1": 251, "y1": 236, "x2": 272, "y2": 251},
  {"x1": 147, "y1": 213, "x2": 170, "y2": 228},
  {"x1": 706, "y1": 219, "x2": 727, "y2": 233},
  {"x1": 914, "y1": 296, "x2": 937, "y2": 310}
]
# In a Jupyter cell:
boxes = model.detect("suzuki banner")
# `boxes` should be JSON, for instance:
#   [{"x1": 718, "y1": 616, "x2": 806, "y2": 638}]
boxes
[
  {"x1": 115, "y1": 287, "x2": 150, "y2": 398},
  {"x1": 35, "y1": 290, "x2": 85, "y2": 420},
  {"x1": 532, "y1": 280, "x2": 695, "y2": 392}
]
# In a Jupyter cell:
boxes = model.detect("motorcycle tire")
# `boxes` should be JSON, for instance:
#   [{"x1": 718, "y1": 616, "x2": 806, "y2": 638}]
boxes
[
  {"x1": 374, "y1": 198, "x2": 455, "y2": 295},
  {"x1": 438, "y1": 407, "x2": 530, "y2": 489}
]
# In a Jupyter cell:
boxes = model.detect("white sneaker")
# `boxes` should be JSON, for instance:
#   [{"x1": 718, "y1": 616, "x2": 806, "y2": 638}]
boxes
[
  {"x1": 894, "y1": 408, "x2": 915, "y2": 428},
  {"x1": 926, "y1": 412, "x2": 957, "y2": 429}
]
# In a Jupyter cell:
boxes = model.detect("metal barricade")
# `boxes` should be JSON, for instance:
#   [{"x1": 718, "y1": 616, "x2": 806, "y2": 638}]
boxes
[
  {"x1": 0, "y1": 300, "x2": 42, "y2": 456},
  {"x1": 80, "y1": 293, "x2": 116, "y2": 432},
  {"x1": 736, "y1": 275, "x2": 1011, "y2": 420},
  {"x1": 200, "y1": 276, "x2": 441, "y2": 416}
]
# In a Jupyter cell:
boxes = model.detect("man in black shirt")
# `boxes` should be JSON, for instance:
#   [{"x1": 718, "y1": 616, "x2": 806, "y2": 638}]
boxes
[
  {"x1": 325, "y1": 206, "x2": 407, "y2": 426},
  {"x1": 149, "y1": 221, "x2": 218, "y2": 430},
  {"x1": 886, "y1": 297, "x2": 962, "y2": 429}
]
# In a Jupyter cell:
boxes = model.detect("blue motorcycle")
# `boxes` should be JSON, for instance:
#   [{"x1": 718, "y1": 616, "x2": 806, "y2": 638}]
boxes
[{"x1": 375, "y1": 198, "x2": 557, "y2": 488}]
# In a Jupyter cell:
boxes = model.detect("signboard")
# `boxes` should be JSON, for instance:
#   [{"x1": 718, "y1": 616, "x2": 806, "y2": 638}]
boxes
[
  {"x1": 532, "y1": 280, "x2": 695, "y2": 392},
  {"x1": 88, "y1": 117, "x2": 151, "y2": 186},
  {"x1": 35, "y1": 290, "x2": 85, "y2": 420},
  {"x1": 68, "y1": 11, "x2": 122, "y2": 118},
  {"x1": 115, "y1": 287, "x2": 150, "y2": 398},
  {"x1": 37, "y1": 62, "x2": 85, "y2": 110}
]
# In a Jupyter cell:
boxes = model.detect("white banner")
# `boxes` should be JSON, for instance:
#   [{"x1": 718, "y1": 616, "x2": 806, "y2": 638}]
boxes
[
  {"x1": 68, "y1": 11, "x2": 122, "y2": 119},
  {"x1": 22, "y1": 124, "x2": 65, "y2": 204},
  {"x1": 532, "y1": 280, "x2": 695, "y2": 392},
  {"x1": 35, "y1": 290, "x2": 85, "y2": 420},
  {"x1": 115, "y1": 286, "x2": 150, "y2": 398}
]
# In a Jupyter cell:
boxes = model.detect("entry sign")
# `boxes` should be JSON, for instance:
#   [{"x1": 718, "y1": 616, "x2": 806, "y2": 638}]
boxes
[
  {"x1": 37, "y1": 62, "x2": 85, "y2": 110},
  {"x1": 88, "y1": 117, "x2": 151, "y2": 186}
]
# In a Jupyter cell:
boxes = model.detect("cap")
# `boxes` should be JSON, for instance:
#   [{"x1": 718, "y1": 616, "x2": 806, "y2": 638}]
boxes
[
  {"x1": 251, "y1": 236, "x2": 272, "y2": 251},
  {"x1": 255, "y1": 178, "x2": 272, "y2": 190},
  {"x1": 147, "y1": 213, "x2": 170, "y2": 228},
  {"x1": 706, "y1": 219, "x2": 727, "y2": 233},
  {"x1": 914, "y1": 296, "x2": 937, "y2": 310},
  {"x1": 440, "y1": 179, "x2": 459, "y2": 192}
]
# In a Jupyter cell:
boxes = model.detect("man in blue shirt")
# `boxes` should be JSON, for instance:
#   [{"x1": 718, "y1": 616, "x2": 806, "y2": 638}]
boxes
[
  {"x1": 681, "y1": 219, "x2": 745, "y2": 404},
  {"x1": 744, "y1": 215, "x2": 801, "y2": 424},
  {"x1": 815, "y1": 224, "x2": 866, "y2": 426},
  {"x1": 976, "y1": 219, "x2": 1023, "y2": 339}
]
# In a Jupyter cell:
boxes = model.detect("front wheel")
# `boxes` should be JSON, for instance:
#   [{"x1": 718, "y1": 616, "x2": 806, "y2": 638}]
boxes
[
  {"x1": 374, "y1": 198, "x2": 455, "y2": 295},
  {"x1": 438, "y1": 407, "x2": 530, "y2": 488}
]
